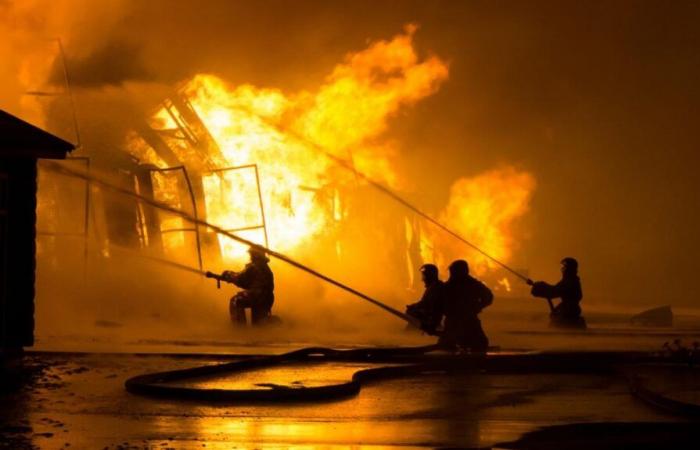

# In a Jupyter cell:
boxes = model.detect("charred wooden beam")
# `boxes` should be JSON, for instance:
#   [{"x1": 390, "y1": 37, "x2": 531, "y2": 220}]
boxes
[
  {"x1": 164, "y1": 92, "x2": 225, "y2": 170},
  {"x1": 133, "y1": 120, "x2": 181, "y2": 168}
]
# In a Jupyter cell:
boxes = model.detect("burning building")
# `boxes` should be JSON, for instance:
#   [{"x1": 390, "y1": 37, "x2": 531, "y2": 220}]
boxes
[
  {"x1": 120, "y1": 28, "x2": 530, "y2": 283},
  {"x1": 33, "y1": 26, "x2": 536, "y2": 328}
]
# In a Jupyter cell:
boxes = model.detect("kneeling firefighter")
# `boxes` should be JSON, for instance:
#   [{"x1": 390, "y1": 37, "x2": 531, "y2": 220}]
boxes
[
  {"x1": 207, "y1": 247, "x2": 275, "y2": 326},
  {"x1": 405, "y1": 264, "x2": 444, "y2": 334},
  {"x1": 436, "y1": 260, "x2": 493, "y2": 351}
]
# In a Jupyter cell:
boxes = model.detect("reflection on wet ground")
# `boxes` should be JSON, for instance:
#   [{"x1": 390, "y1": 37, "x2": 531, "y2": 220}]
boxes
[
  {"x1": 5, "y1": 304, "x2": 700, "y2": 448},
  {"x1": 184, "y1": 360, "x2": 403, "y2": 390},
  {"x1": 1, "y1": 350, "x2": 690, "y2": 449}
]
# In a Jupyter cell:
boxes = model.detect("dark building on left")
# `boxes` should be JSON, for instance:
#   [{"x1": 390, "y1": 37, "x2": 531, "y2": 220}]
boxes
[{"x1": 0, "y1": 110, "x2": 74, "y2": 353}]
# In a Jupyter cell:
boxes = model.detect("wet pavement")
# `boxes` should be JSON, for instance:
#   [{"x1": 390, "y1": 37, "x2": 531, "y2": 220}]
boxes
[
  {"x1": 1, "y1": 349, "x2": 692, "y2": 449},
  {"x1": 4, "y1": 302, "x2": 700, "y2": 449}
]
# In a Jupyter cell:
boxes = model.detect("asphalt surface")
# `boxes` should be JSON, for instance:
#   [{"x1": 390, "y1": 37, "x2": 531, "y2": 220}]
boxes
[
  {"x1": 2, "y1": 347, "x2": 695, "y2": 449},
  {"x1": 4, "y1": 304, "x2": 700, "y2": 449}
]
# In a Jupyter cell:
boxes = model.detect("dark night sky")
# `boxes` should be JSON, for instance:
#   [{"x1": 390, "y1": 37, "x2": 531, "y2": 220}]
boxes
[{"x1": 3, "y1": 0, "x2": 700, "y2": 306}]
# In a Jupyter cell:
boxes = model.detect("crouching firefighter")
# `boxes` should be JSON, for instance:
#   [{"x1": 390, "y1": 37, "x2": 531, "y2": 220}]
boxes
[
  {"x1": 528, "y1": 257, "x2": 586, "y2": 329},
  {"x1": 405, "y1": 264, "x2": 444, "y2": 334},
  {"x1": 206, "y1": 247, "x2": 276, "y2": 326}
]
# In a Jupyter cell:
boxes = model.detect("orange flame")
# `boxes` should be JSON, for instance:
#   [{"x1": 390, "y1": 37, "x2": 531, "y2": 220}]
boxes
[
  {"x1": 129, "y1": 26, "x2": 535, "y2": 279},
  {"x1": 426, "y1": 167, "x2": 536, "y2": 275},
  {"x1": 136, "y1": 26, "x2": 449, "y2": 260}
]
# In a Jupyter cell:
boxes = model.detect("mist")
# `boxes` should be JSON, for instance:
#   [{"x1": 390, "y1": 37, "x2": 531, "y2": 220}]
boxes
[{"x1": 3, "y1": 0, "x2": 700, "y2": 351}]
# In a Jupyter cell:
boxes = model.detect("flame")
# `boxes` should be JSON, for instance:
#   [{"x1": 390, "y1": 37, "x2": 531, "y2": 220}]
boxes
[
  {"x1": 135, "y1": 26, "x2": 449, "y2": 261},
  {"x1": 429, "y1": 167, "x2": 536, "y2": 275},
  {"x1": 127, "y1": 26, "x2": 535, "y2": 281},
  {"x1": 497, "y1": 277, "x2": 512, "y2": 292}
]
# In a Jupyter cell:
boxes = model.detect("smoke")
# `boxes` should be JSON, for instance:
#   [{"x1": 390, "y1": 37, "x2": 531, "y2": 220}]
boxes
[
  {"x1": 0, "y1": 0, "x2": 136, "y2": 123},
  {"x1": 50, "y1": 41, "x2": 155, "y2": 87},
  {"x1": 125, "y1": 28, "x2": 534, "y2": 306},
  {"x1": 35, "y1": 162, "x2": 429, "y2": 349},
  {"x1": 8, "y1": 2, "x2": 541, "y2": 349}
]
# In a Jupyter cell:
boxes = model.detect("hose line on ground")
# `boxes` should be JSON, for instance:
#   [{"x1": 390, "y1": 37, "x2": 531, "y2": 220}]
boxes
[
  {"x1": 125, "y1": 345, "x2": 698, "y2": 416},
  {"x1": 126, "y1": 345, "x2": 440, "y2": 402}
]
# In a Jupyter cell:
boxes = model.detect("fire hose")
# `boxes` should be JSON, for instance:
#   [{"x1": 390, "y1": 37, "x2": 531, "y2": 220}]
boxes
[
  {"x1": 46, "y1": 165, "x2": 691, "y2": 414},
  {"x1": 226, "y1": 101, "x2": 533, "y2": 283},
  {"x1": 125, "y1": 345, "x2": 440, "y2": 402},
  {"x1": 44, "y1": 160, "x2": 554, "y2": 326},
  {"x1": 124, "y1": 346, "x2": 700, "y2": 418},
  {"x1": 43, "y1": 161, "x2": 421, "y2": 329}
]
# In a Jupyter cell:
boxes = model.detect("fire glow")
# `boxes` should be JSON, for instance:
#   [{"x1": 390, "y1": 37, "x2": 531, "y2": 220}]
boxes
[{"x1": 128, "y1": 26, "x2": 534, "y2": 276}]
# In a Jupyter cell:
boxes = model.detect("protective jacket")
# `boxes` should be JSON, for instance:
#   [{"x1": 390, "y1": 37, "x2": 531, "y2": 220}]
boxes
[
  {"x1": 406, "y1": 280, "x2": 444, "y2": 332},
  {"x1": 437, "y1": 275, "x2": 493, "y2": 350},
  {"x1": 531, "y1": 275, "x2": 582, "y2": 318},
  {"x1": 224, "y1": 260, "x2": 275, "y2": 310}
]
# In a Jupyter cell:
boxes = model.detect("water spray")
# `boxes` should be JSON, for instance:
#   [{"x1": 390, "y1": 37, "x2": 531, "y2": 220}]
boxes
[
  {"x1": 321, "y1": 149, "x2": 531, "y2": 282},
  {"x1": 43, "y1": 161, "x2": 421, "y2": 329},
  {"x1": 227, "y1": 103, "x2": 532, "y2": 283},
  {"x1": 108, "y1": 244, "x2": 207, "y2": 276}
]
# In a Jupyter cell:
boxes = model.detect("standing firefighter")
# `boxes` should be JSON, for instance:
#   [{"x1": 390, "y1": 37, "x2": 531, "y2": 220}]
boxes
[
  {"x1": 437, "y1": 260, "x2": 493, "y2": 352},
  {"x1": 528, "y1": 257, "x2": 585, "y2": 329},
  {"x1": 405, "y1": 264, "x2": 444, "y2": 334},
  {"x1": 208, "y1": 247, "x2": 275, "y2": 326}
]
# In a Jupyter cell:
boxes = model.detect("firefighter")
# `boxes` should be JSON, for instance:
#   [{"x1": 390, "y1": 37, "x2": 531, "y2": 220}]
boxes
[
  {"x1": 221, "y1": 247, "x2": 275, "y2": 326},
  {"x1": 405, "y1": 264, "x2": 444, "y2": 334},
  {"x1": 528, "y1": 257, "x2": 585, "y2": 328},
  {"x1": 437, "y1": 260, "x2": 493, "y2": 351}
]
